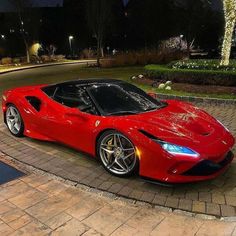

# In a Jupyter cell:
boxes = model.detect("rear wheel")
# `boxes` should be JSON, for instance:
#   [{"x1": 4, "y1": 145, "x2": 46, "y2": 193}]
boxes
[
  {"x1": 97, "y1": 130, "x2": 138, "y2": 177},
  {"x1": 5, "y1": 105, "x2": 24, "y2": 137}
]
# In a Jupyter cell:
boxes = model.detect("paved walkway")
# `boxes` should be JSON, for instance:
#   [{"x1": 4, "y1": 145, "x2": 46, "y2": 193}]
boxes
[
  {"x1": 0, "y1": 102, "x2": 236, "y2": 218},
  {"x1": 0, "y1": 157, "x2": 235, "y2": 236}
]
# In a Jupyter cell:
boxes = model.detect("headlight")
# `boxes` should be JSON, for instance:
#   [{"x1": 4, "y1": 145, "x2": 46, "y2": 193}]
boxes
[
  {"x1": 217, "y1": 119, "x2": 229, "y2": 132},
  {"x1": 138, "y1": 130, "x2": 199, "y2": 158},
  {"x1": 154, "y1": 140, "x2": 199, "y2": 158}
]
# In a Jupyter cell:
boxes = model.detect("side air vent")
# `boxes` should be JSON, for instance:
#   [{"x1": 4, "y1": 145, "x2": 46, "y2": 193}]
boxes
[
  {"x1": 139, "y1": 129, "x2": 157, "y2": 139},
  {"x1": 26, "y1": 96, "x2": 41, "y2": 112}
]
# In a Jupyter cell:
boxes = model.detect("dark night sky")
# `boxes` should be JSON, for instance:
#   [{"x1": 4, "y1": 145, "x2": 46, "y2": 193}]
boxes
[
  {"x1": 0, "y1": 0, "x2": 63, "y2": 12},
  {"x1": 122, "y1": 0, "x2": 129, "y2": 7},
  {"x1": 0, "y1": 0, "x2": 222, "y2": 12}
]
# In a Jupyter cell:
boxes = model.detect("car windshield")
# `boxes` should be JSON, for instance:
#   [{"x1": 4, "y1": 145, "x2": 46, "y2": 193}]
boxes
[{"x1": 88, "y1": 83, "x2": 166, "y2": 116}]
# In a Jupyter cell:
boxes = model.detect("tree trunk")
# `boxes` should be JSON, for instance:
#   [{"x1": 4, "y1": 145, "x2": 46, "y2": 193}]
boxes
[
  {"x1": 101, "y1": 47, "x2": 104, "y2": 58},
  {"x1": 220, "y1": 0, "x2": 236, "y2": 66},
  {"x1": 23, "y1": 38, "x2": 30, "y2": 63},
  {"x1": 96, "y1": 38, "x2": 100, "y2": 67},
  {"x1": 220, "y1": 18, "x2": 235, "y2": 66},
  {"x1": 186, "y1": 41, "x2": 191, "y2": 59}
]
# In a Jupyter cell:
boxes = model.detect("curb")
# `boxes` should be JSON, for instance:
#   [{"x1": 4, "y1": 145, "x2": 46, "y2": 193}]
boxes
[
  {"x1": 1, "y1": 151, "x2": 235, "y2": 222},
  {"x1": 0, "y1": 60, "x2": 97, "y2": 75},
  {"x1": 155, "y1": 93, "x2": 236, "y2": 105}
]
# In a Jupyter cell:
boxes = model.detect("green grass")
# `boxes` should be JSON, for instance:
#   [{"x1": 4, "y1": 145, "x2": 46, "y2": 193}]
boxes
[
  {"x1": 0, "y1": 65, "x2": 235, "y2": 99},
  {"x1": 79, "y1": 66, "x2": 235, "y2": 100},
  {"x1": 0, "y1": 66, "x2": 144, "y2": 95}
]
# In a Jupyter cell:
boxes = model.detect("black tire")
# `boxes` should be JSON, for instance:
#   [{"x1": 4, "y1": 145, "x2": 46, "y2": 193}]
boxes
[
  {"x1": 97, "y1": 130, "x2": 139, "y2": 177},
  {"x1": 5, "y1": 104, "x2": 24, "y2": 137}
]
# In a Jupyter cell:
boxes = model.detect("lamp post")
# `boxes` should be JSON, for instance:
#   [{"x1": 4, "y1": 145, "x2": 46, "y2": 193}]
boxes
[
  {"x1": 1, "y1": 34, "x2": 5, "y2": 40},
  {"x1": 179, "y1": 34, "x2": 184, "y2": 50},
  {"x1": 69, "y1": 35, "x2": 74, "y2": 56}
]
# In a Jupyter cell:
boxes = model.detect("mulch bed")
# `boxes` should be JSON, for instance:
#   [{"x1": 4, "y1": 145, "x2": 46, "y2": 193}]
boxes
[{"x1": 135, "y1": 78, "x2": 236, "y2": 96}]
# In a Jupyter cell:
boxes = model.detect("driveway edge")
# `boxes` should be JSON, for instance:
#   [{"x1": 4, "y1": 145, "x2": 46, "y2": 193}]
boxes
[
  {"x1": 155, "y1": 93, "x2": 236, "y2": 105},
  {"x1": 0, "y1": 60, "x2": 96, "y2": 75}
]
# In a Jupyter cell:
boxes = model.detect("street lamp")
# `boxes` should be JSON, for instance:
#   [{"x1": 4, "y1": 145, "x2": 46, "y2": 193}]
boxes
[
  {"x1": 179, "y1": 34, "x2": 184, "y2": 50},
  {"x1": 69, "y1": 35, "x2": 74, "y2": 56},
  {"x1": 1, "y1": 34, "x2": 5, "y2": 40}
]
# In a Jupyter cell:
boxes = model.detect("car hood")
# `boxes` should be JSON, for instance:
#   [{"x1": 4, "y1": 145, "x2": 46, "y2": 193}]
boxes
[{"x1": 123, "y1": 100, "x2": 230, "y2": 147}]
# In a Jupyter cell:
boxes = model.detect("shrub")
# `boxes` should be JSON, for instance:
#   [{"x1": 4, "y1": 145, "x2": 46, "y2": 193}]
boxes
[
  {"x1": 12, "y1": 58, "x2": 21, "y2": 64},
  {"x1": 100, "y1": 59, "x2": 115, "y2": 68},
  {"x1": 30, "y1": 55, "x2": 40, "y2": 63},
  {"x1": 145, "y1": 64, "x2": 236, "y2": 87},
  {"x1": 40, "y1": 55, "x2": 50, "y2": 62},
  {"x1": 101, "y1": 49, "x2": 187, "y2": 68},
  {"x1": 1, "y1": 57, "x2": 12, "y2": 65},
  {"x1": 20, "y1": 57, "x2": 27, "y2": 63},
  {"x1": 80, "y1": 48, "x2": 95, "y2": 59},
  {"x1": 55, "y1": 55, "x2": 65, "y2": 61}
]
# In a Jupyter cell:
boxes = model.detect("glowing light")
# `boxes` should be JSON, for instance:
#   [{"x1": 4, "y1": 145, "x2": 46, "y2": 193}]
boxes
[
  {"x1": 135, "y1": 148, "x2": 141, "y2": 159},
  {"x1": 220, "y1": 0, "x2": 236, "y2": 66},
  {"x1": 29, "y1": 43, "x2": 42, "y2": 56}
]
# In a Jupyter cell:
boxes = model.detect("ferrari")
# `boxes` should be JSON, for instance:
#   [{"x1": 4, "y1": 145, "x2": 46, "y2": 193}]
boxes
[{"x1": 1, "y1": 79, "x2": 235, "y2": 183}]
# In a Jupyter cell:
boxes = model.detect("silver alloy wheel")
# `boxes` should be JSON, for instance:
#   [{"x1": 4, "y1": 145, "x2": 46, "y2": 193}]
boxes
[
  {"x1": 6, "y1": 106, "x2": 22, "y2": 135},
  {"x1": 99, "y1": 133, "x2": 137, "y2": 175}
]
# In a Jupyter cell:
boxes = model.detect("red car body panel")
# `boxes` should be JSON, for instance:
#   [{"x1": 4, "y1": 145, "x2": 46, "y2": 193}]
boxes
[{"x1": 2, "y1": 84, "x2": 235, "y2": 183}]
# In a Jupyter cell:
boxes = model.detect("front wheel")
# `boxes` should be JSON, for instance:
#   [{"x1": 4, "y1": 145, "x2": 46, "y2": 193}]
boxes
[
  {"x1": 5, "y1": 105, "x2": 24, "y2": 137},
  {"x1": 97, "y1": 130, "x2": 138, "y2": 177}
]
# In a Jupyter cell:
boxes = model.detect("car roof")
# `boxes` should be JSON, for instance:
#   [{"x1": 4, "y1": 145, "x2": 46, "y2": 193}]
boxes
[{"x1": 50, "y1": 79, "x2": 125, "y2": 87}]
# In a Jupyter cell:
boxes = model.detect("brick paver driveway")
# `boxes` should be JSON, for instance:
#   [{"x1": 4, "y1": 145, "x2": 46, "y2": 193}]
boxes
[
  {"x1": 0, "y1": 102, "x2": 235, "y2": 217},
  {"x1": 0, "y1": 171, "x2": 235, "y2": 235}
]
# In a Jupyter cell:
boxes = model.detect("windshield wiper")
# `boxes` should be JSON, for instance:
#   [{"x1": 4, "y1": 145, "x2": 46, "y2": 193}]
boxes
[{"x1": 107, "y1": 111, "x2": 140, "y2": 116}]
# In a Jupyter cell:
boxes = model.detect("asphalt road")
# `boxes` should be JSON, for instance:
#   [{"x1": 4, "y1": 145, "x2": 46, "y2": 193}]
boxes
[{"x1": 0, "y1": 63, "x2": 89, "y2": 96}]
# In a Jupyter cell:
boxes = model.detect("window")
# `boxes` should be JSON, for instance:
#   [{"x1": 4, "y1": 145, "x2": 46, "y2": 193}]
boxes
[
  {"x1": 42, "y1": 85, "x2": 57, "y2": 98},
  {"x1": 88, "y1": 83, "x2": 164, "y2": 115},
  {"x1": 42, "y1": 84, "x2": 98, "y2": 115}
]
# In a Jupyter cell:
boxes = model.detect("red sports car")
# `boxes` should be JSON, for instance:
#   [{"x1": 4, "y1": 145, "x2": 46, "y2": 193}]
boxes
[{"x1": 1, "y1": 79, "x2": 235, "y2": 183}]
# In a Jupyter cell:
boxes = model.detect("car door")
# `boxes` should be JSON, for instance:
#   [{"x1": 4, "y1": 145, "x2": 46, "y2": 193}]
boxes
[{"x1": 40, "y1": 84, "x2": 98, "y2": 152}]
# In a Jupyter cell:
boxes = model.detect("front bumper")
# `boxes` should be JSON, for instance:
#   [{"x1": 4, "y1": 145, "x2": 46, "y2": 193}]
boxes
[
  {"x1": 183, "y1": 151, "x2": 234, "y2": 176},
  {"x1": 139, "y1": 144, "x2": 235, "y2": 183}
]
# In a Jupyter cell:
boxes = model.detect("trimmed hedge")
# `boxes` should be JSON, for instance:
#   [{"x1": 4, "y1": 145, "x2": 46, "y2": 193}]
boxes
[
  {"x1": 169, "y1": 59, "x2": 236, "y2": 71},
  {"x1": 145, "y1": 64, "x2": 236, "y2": 87}
]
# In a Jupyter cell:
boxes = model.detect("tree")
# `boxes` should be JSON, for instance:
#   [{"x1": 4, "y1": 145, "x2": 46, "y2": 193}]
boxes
[
  {"x1": 173, "y1": 0, "x2": 211, "y2": 56},
  {"x1": 85, "y1": 0, "x2": 113, "y2": 66},
  {"x1": 9, "y1": 0, "x2": 38, "y2": 63},
  {"x1": 220, "y1": 0, "x2": 236, "y2": 66}
]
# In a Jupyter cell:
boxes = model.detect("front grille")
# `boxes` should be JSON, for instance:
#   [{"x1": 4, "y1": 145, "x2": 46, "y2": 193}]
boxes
[
  {"x1": 219, "y1": 151, "x2": 234, "y2": 166},
  {"x1": 183, "y1": 151, "x2": 234, "y2": 176}
]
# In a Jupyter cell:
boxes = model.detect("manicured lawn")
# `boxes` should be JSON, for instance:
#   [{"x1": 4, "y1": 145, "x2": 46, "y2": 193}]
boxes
[
  {"x1": 0, "y1": 64, "x2": 235, "y2": 99},
  {"x1": 0, "y1": 65, "x2": 144, "y2": 95},
  {"x1": 78, "y1": 66, "x2": 235, "y2": 99}
]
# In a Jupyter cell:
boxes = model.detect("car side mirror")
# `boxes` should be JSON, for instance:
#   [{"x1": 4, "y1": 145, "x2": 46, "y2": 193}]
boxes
[{"x1": 147, "y1": 92, "x2": 157, "y2": 99}]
